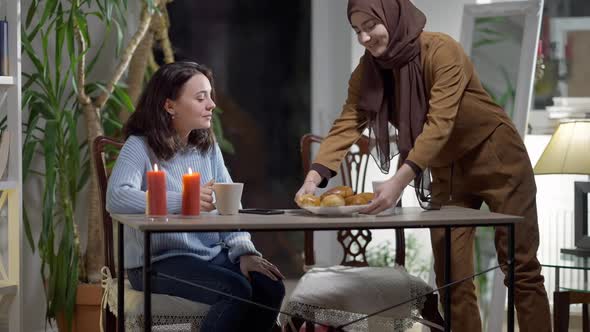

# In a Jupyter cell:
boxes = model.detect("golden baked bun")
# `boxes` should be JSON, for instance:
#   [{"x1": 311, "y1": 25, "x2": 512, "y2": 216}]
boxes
[
  {"x1": 320, "y1": 194, "x2": 346, "y2": 207},
  {"x1": 345, "y1": 195, "x2": 365, "y2": 206},
  {"x1": 297, "y1": 194, "x2": 321, "y2": 207},
  {"x1": 320, "y1": 186, "x2": 354, "y2": 200},
  {"x1": 345, "y1": 192, "x2": 375, "y2": 206},
  {"x1": 358, "y1": 192, "x2": 375, "y2": 202}
]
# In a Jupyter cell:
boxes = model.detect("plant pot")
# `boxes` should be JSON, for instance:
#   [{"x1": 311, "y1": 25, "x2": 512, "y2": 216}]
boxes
[{"x1": 56, "y1": 283, "x2": 103, "y2": 332}]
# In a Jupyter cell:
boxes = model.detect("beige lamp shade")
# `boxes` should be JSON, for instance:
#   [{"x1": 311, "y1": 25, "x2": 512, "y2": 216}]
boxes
[{"x1": 534, "y1": 120, "x2": 590, "y2": 175}]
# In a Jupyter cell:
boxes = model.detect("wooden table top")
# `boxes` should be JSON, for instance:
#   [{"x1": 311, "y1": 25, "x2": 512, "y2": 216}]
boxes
[{"x1": 111, "y1": 206, "x2": 522, "y2": 232}]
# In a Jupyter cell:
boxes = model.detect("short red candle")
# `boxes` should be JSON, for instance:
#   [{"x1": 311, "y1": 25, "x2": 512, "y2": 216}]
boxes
[
  {"x1": 182, "y1": 167, "x2": 201, "y2": 216},
  {"x1": 147, "y1": 164, "x2": 167, "y2": 215}
]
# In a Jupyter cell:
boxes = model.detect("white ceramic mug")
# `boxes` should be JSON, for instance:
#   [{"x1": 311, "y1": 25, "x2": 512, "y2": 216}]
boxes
[{"x1": 213, "y1": 183, "x2": 244, "y2": 215}]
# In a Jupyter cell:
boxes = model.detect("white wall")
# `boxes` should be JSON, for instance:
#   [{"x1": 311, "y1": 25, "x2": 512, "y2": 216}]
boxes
[{"x1": 414, "y1": 0, "x2": 477, "y2": 40}]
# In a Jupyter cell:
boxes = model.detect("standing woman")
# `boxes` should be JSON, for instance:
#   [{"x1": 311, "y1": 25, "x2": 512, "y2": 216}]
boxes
[
  {"x1": 107, "y1": 62, "x2": 285, "y2": 332},
  {"x1": 294, "y1": 1, "x2": 550, "y2": 331}
]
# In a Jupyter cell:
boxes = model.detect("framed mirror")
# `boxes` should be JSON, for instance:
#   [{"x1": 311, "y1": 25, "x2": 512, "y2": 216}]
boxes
[{"x1": 460, "y1": 0, "x2": 543, "y2": 137}]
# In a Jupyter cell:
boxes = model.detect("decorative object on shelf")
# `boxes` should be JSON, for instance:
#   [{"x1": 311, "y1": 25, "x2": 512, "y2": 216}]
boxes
[
  {"x1": 0, "y1": 130, "x2": 9, "y2": 180},
  {"x1": 546, "y1": 97, "x2": 590, "y2": 120},
  {"x1": 549, "y1": 17, "x2": 590, "y2": 97},
  {"x1": 533, "y1": 35, "x2": 559, "y2": 102},
  {"x1": 534, "y1": 41, "x2": 545, "y2": 83},
  {"x1": 0, "y1": 19, "x2": 7, "y2": 76},
  {"x1": 534, "y1": 120, "x2": 590, "y2": 249}
]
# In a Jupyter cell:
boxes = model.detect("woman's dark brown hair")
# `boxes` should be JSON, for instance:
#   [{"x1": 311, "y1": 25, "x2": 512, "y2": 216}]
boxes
[{"x1": 124, "y1": 61, "x2": 216, "y2": 160}]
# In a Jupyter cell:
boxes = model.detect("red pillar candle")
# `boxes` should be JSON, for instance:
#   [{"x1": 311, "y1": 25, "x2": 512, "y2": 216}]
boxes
[
  {"x1": 182, "y1": 167, "x2": 201, "y2": 216},
  {"x1": 147, "y1": 163, "x2": 167, "y2": 216}
]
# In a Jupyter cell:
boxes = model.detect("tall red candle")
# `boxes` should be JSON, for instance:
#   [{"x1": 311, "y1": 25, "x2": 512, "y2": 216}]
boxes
[
  {"x1": 147, "y1": 163, "x2": 167, "y2": 215},
  {"x1": 182, "y1": 167, "x2": 201, "y2": 216}
]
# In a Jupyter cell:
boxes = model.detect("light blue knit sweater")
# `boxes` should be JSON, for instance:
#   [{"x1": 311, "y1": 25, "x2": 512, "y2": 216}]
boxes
[{"x1": 106, "y1": 135, "x2": 260, "y2": 269}]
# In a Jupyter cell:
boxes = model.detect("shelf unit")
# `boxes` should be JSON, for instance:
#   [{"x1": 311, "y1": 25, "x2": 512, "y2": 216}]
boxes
[
  {"x1": 0, "y1": 181, "x2": 17, "y2": 191},
  {"x1": 0, "y1": 0, "x2": 22, "y2": 332}
]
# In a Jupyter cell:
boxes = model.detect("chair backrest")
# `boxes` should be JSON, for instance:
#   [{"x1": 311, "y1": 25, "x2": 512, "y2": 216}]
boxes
[
  {"x1": 300, "y1": 133, "x2": 405, "y2": 268},
  {"x1": 93, "y1": 135, "x2": 125, "y2": 276}
]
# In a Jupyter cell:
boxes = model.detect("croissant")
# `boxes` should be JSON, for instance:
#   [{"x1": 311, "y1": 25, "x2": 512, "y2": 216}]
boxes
[
  {"x1": 320, "y1": 186, "x2": 354, "y2": 200},
  {"x1": 345, "y1": 192, "x2": 375, "y2": 206},
  {"x1": 297, "y1": 194, "x2": 321, "y2": 207},
  {"x1": 320, "y1": 194, "x2": 346, "y2": 207},
  {"x1": 357, "y1": 192, "x2": 375, "y2": 202}
]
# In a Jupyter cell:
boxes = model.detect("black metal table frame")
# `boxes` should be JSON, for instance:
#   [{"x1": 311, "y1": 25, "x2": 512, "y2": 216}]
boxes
[{"x1": 115, "y1": 222, "x2": 516, "y2": 332}]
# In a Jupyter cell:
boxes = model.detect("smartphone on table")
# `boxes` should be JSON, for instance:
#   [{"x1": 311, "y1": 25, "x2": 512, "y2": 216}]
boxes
[{"x1": 239, "y1": 208, "x2": 285, "y2": 215}]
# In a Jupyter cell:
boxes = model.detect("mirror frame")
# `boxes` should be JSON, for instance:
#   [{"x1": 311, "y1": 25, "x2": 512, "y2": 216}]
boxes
[{"x1": 460, "y1": 0, "x2": 543, "y2": 137}]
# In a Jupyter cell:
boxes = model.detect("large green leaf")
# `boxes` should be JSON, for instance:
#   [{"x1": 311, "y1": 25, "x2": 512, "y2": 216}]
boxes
[
  {"x1": 28, "y1": 93, "x2": 56, "y2": 119},
  {"x1": 26, "y1": 0, "x2": 58, "y2": 41},
  {"x1": 111, "y1": 83, "x2": 135, "y2": 112},
  {"x1": 25, "y1": 0, "x2": 39, "y2": 28},
  {"x1": 113, "y1": 19, "x2": 123, "y2": 56},
  {"x1": 85, "y1": 24, "x2": 110, "y2": 76},
  {"x1": 73, "y1": 11, "x2": 91, "y2": 49},
  {"x1": 40, "y1": 29, "x2": 52, "y2": 96},
  {"x1": 39, "y1": 121, "x2": 58, "y2": 268},
  {"x1": 64, "y1": 112, "x2": 80, "y2": 207},
  {"x1": 21, "y1": 32, "x2": 45, "y2": 76},
  {"x1": 65, "y1": 12, "x2": 76, "y2": 76},
  {"x1": 21, "y1": 97, "x2": 42, "y2": 182},
  {"x1": 54, "y1": 3, "x2": 65, "y2": 97},
  {"x1": 22, "y1": 210, "x2": 36, "y2": 252},
  {"x1": 40, "y1": 0, "x2": 59, "y2": 31}
]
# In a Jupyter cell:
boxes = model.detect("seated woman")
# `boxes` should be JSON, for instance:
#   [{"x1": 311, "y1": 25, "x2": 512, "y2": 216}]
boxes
[{"x1": 106, "y1": 61, "x2": 285, "y2": 332}]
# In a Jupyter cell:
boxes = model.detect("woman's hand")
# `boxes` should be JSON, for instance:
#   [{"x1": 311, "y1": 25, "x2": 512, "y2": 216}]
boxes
[
  {"x1": 239, "y1": 255, "x2": 285, "y2": 281},
  {"x1": 294, "y1": 171, "x2": 321, "y2": 205},
  {"x1": 360, "y1": 163, "x2": 417, "y2": 215},
  {"x1": 200, "y1": 179, "x2": 216, "y2": 212},
  {"x1": 360, "y1": 177, "x2": 404, "y2": 214}
]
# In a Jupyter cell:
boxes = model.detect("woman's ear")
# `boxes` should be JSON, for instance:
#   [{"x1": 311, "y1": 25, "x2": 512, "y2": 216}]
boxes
[{"x1": 164, "y1": 99, "x2": 175, "y2": 116}]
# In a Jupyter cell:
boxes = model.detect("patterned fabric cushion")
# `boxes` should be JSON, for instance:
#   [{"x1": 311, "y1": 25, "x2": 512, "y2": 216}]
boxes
[{"x1": 284, "y1": 265, "x2": 432, "y2": 332}]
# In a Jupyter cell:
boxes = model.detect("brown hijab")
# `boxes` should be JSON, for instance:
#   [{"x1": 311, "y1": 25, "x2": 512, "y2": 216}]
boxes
[{"x1": 347, "y1": 0, "x2": 427, "y2": 173}]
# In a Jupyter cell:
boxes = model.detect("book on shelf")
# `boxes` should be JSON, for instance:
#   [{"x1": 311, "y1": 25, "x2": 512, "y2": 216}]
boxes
[{"x1": 0, "y1": 19, "x2": 7, "y2": 76}]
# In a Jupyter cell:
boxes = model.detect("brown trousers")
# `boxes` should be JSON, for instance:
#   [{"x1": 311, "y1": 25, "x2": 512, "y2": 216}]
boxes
[{"x1": 429, "y1": 124, "x2": 551, "y2": 332}]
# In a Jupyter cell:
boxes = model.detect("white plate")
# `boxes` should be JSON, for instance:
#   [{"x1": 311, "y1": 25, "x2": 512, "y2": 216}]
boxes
[{"x1": 301, "y1": 204, "x2": 370, "y2": 216}]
